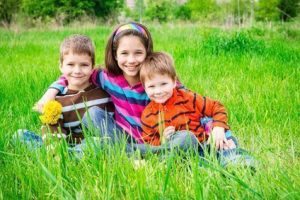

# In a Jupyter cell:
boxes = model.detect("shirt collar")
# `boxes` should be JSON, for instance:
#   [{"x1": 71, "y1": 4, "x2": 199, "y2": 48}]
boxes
[{"x1": 150, "y1": 88, "x2": 178, "y2": 111}]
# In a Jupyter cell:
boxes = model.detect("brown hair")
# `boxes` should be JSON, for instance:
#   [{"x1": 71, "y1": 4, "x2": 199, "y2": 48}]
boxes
[
  {"x1": 105, "y1": 22, "x2": 153, "y2": 75},
  {"x1": 60, "y1": 34, "x2": 95, "y2": 66},
  {"x1": 140, "y1": 52, "x2": 177, "y2": 85}
]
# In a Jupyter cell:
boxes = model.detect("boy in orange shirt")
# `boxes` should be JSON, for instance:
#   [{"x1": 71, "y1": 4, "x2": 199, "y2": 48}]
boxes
[{"x1": 140, "y1": 52, "x2": 254, "y2": 167}]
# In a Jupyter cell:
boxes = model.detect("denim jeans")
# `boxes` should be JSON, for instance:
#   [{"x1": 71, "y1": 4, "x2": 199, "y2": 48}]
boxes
[
  {"x1": 82, "y1": 106, "x2": 122, "y2": 143},
  {"x1": 199, "y1": 117, "x2": 256, "y2": 168},
  {"x1": 13, "y1": 129, "x2": 85, "y2": 158},
  {"x1": 14, "y1": 107, "x2": 124, "y2": 157},
  {"x1": 127, "y1": 130, "x2": 199, "y2": 157},
  {"x1": 84, "y1": 106, "x2": 199, "y2": 157}
]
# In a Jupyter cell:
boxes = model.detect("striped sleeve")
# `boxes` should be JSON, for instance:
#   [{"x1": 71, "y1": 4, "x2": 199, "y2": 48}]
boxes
[
  {"x1": 49, "y1": 76, "x2": 68, "y2": 94},
  {"x1": 196, "y1": 95, "x2": 229, "y2": 130},
  {"x1": 90, "y1": 68, "x2": 103, "y2": 88}
]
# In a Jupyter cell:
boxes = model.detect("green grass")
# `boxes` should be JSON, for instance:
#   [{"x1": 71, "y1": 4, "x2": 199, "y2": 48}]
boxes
[{"x1": 0, "y1": 23, "x2": 299, "y2": 199}]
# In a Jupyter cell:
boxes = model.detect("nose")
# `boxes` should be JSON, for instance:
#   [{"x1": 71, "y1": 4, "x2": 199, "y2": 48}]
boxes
[
  {"x1": 74, "y1": 65, "x2": 81, "y2": 73},
  {"x1": 128, "y1": 54, "x2": 136, "y2": 63},
  {"x1": 154, "y1": 87, "x2": 161, "y2": 94}
]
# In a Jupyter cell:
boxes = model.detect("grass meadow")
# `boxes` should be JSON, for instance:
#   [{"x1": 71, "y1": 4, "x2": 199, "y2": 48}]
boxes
[{"x1": 0, "y1": 22, "x2": 299, "y2": 199}]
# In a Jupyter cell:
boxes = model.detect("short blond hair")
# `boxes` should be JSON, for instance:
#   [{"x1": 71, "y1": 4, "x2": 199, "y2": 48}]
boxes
[
  {"x1": 60, "y1": 34, "x2": 95, "y2": 66},
  {"x1": 140, "y1": 52, "x2": 177, "y2": 85}
]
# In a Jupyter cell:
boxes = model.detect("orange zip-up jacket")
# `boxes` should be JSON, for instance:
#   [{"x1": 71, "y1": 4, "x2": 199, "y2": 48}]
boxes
[{"x1": 141, "y1": 88, "x2": 229, "y2": 146}]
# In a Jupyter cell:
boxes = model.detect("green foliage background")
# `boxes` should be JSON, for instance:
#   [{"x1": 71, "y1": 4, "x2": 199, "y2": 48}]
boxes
[{"x1": 0, "y1": 0, "x2": 299, "y2": 26}]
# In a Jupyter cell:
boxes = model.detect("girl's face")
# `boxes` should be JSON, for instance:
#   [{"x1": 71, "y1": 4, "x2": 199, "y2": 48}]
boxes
[{"x1": 115, "y1": 35, "x2": 147, "y2": 84}]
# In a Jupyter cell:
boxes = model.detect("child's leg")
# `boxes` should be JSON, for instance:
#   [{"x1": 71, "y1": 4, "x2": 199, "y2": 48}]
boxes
[
  {"x1": 82, "y1": 106, "x2": 123, "y2": 143},
  {"x1": 217, "y1": 134, "x2": 256, "y2": 168},
  {"x1": 166, "y1": 130, "x2": 199, "y2": 152},
  {"x1": 128, "y1": 130, "x2": 199, "y2": 157},
  {"x1": 68, "y1": 140, "x2": 86, "y2": 159},
  {"x1": 13, "y1": 129, "x2": 43, "y2": 150},
  {"x1": 200, "y1": 117, "x2": 256, "y2": 168}
]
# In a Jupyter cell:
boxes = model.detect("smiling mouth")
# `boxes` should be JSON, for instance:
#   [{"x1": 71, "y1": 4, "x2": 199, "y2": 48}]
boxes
[
  {"x1": 154, "y1": 95, "x2": 165, "y2": 99},
  {"x1": 126, "y1": 66, "x2": 138, "y2": 70},
  {"x1": 71, "y1": 76, "x2": 85, "y2": 79}
]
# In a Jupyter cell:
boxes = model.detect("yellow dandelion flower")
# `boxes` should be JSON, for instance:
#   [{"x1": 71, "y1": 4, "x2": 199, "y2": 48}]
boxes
[{"x1": 39, "y1": 100, "x2": 62, "y2": 125}]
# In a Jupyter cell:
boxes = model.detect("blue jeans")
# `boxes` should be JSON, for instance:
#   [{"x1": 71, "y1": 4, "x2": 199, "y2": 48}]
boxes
[
  {"x1": 13, "y1": 129, "x2": 85, "y2": 158},
  {"x1": 127, "y1": 130, "x2": 199, "y2": 157},
  {"x1": 14, "y1": 107, "x2": 124, "y2": 157},
  {"x1": 84, "y1": 107, "x2": 199, "y2": 157},
  {"x1": 82, "y1": 106, "x2": 122, "y2": 143},
  {"x1": 199, "y1": 117, "x2": 256, "y2": 168}
]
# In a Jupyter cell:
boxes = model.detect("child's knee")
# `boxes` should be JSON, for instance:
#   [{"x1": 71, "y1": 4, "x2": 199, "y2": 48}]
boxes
[
  {"x1": 175, "y1": 131, "x2": 199, "y2": 148},
  {"x1": 83, "y1": 106, "x2": 104, "y2": 119},
  {"x1": 83, "y1": 106, "x2": 113, "y2": 125}
]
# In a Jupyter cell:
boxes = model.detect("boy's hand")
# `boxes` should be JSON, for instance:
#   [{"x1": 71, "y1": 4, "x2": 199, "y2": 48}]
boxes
[
  {"x1": 207, "y1": 126, "x2": 228, "y2": 150},
  {"x1": 33, "y1": 88, "x2": 59, "y2": 113},
  {"x1": 163, "y1": 126, "x2": 176, "y2": 141},
  {"x1": 32, "y1": 101, "x2": 44, "y2": 113}
]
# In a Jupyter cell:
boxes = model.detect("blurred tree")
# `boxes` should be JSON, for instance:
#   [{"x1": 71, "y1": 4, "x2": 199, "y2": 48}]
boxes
[
  {"x1": 256, "y1": 0, "x2": 280, "y2": 21},
  {"x1": 93, "y1": 0, "x2": 124, "y2": 19},
  {"x1": 21, "y1": 0, "x2": 57, "y2": 19},
  {"x1": 21, "y1": 0, "x2": 123, "y2": 24},
  {"x1": 136, "y1": 0, "x2": 145, "y2": 22},
  {"x1": 278, "y1": 0, "x2": 300, "y2": 21},
  {"x1": 187, "y1": 0, "x2": 217, "y2": 20},
  {"x1": 175, "y1": 3, "x2": 191, "y2": 20},
  {"x1": 0, "y1": 0, "x2": 20, "y2": 26},
  {"x1": 145, "y1": 0, "x2": 175, "y2": 22},
  {"x1": 57, "y1": 0, "x2": 95, "y2": 23},
  {"x1": 231, "y1": 0, "x2": 252, "y2": 25}
]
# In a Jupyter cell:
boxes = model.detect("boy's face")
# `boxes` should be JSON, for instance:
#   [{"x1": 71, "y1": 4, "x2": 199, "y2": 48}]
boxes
[
  {"x1": 144, "y1": 73, "x2": 176, "y2": 104},
  {"x1": 60, "y1": 52, "x2": 93, "y2": 91}
]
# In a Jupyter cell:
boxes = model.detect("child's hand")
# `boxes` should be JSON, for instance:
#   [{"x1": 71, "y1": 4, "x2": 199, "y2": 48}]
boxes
[
  {"x1": 163, "y1": 126, "x2": 176, "y2": 141},
  {"x1": 33, "y1": 88, "x2": 59, "y2": 113},
  {"x1": 32, "y1": 101, "x2": 44, "y2": 113},
  {"x1": 223, "y1": 138, "x2": 236, "y2": 150},
  {"x1": 207, "y1": 126, "x2": 228, "y2": 150}
]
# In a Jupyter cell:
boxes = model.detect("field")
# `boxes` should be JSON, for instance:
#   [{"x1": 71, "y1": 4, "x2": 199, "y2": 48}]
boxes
[{"x1": 0, "y1": 22, "x2": 299, "y2": 199}]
